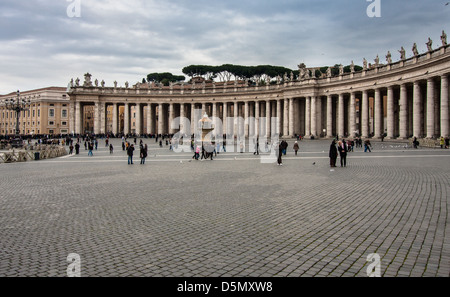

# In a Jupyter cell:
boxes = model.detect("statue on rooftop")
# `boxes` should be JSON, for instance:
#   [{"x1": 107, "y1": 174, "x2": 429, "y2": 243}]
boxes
[
  {"x1": 399, "y1": 47, "x2": 406, "y2": 60},
  {"x1": 426, "y1": 38, "x2": 433, "y2": 52},
  {"x1": 441, "y1": 30, "x2": 447, "y2": 46},
  {"x1": 412, "y1": 43, "x2": 419, "y2": 56},
  {"x1": 386, "y1": 51, "x2": 392, "y2": 64}
]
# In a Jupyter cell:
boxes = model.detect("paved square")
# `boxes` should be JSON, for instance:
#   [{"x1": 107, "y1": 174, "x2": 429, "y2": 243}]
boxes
[{"x1": 0, "y1": 138, "x2": 449, "y2": 277}]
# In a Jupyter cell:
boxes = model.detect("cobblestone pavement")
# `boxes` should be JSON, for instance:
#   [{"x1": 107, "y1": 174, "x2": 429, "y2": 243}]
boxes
[{"x1": 0, "y1": 138, "x2": 449, "y2": 277}]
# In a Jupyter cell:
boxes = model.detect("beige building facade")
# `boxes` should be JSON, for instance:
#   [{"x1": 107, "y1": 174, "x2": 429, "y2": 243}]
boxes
[{"x1": 0, "y1": 87, "x2": 71, "y2": 136}]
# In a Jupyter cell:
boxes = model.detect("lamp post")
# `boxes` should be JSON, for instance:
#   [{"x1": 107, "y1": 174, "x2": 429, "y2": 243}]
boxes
[{"x1": 3, "y1": 90, "x2": 31, "y2": 138}]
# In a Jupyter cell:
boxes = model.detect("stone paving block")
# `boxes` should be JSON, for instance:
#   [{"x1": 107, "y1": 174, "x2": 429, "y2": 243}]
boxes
[{"x1": 0, "y1": 139, "x2": 448, "y2": 277}]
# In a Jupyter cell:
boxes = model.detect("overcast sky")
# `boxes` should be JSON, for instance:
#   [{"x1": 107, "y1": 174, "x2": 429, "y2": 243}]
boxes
[{"x1": 0, "y1": 0, "x2": 449, "y2": 94}]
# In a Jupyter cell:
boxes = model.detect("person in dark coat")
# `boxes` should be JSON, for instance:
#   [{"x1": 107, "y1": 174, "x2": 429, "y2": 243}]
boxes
[
  {"x1": 75, "y1": 142, "x2": 80, "y2": 155},
  {"x1": 277, "y1": 142, "x2": 283, "y2": 166},
  {"x1": 127, "y1": 144, "x2": 135, "y2": 164},
  {"x1": 281, "y1": 140, "x2": 288, "y2": 155},
  {"x1": 140, "y1": 144, "x2": 148, "y2": 164},
  {"x1": 329, "y1": 140, "x2": 338, "y2": 167},
  {"x1": 338, "y1": 140, "x2": 348, "y2": 167}
]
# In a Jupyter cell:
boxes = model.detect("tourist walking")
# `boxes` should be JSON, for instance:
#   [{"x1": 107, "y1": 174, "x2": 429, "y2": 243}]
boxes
[
  {"x1": 127, "y1": 144, "x2": 135, "y2": 164},
  {"x1": 109, "y1": 143, "x2": 114, "y2": 154},
  {"x1": 364, "y1": 139, "x2": 372, "y2": 152},
  {"x1": 253, "y1": 139, "x2": 260, "y2": 155},
  {"x1": 69, "y1": 144, "x2": 74, "y2": 155},
  {"x1": 293, "y1": 141, "x2": 299, "y2": 156},
  {"x1": 88, "y1": 141, "x2": 94, "y2": 156},
  {"x1": 194, "y1": 145, "x2": 200, "y2": 160},
  {"x1": 329, "y1": 140, "x2": 338, "y2": 167},
  {"x1": 440, "y1": 136, "x2": 445, "y2": 149}
]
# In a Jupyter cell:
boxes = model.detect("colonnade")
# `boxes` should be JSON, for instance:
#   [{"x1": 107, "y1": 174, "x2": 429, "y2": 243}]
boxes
[{"x1": 71, "y1": 73, "x2": 449, "y2": 139}]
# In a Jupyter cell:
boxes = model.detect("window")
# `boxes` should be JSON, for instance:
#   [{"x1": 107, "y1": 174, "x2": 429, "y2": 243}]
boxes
[
  {"x1": 49, "y1": 109, "x2": 55, "y2": 117},
  {"x1": 49, "y1": 121, "x2": 55, "y2": 126},
  {"x1": 38, "y1": 110, "x2": 40, "y2": 117},
  {"x1": 32, "y1": 110, "x2": 35, "y2": 117},
  {"x1": 49, "y1": 130, "x2": 54, "y2": 134},
  {"x1": 61, "y1": 121, "x2": 67, "y2": 126},
  {"x1": 62, "y1": 109, "x2": 68, "y2": 118}
]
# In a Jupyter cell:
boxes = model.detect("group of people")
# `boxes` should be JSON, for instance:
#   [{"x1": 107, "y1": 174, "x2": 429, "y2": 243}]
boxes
[
  {"x1": 124, "y1": 138, "x2": 148, "y2": 164},
  {"x1": 329, "y1": 139, "x2": 350, "y2": 168}
]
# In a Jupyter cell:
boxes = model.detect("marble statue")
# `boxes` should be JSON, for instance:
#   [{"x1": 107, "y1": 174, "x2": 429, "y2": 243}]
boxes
[
  {"x1": 412, "y1": 43, "x2": 419, "y2": 56},
  {"x1": 441, "y1": 30, "x2": 447, "y2": 46},
  {"x1": 350, "y1": 61, "x2": 355, "y2": 73},
  {"x1": 426, "y1": 38, "x2": 433, "y2": 52},
  {"x1": 399, "y1": 47, "x2": 406, "y2": 60},
  {"x1": 386, "y1": 51, "x2": 392, "y2": 64},
  {"x1": 326, "y1": 67, "x2": 332, "y2": 77},
  {"x1": 83, "y1": 73, "x2": 92, "y2": 87}
]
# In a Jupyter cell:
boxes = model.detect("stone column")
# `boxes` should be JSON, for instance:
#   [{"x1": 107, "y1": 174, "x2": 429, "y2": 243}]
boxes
[
  {"x1": 75, "y1": 101, "x2": 81, "y2": 134},
  {"x1": 349, "y1": 93, "x2": 356, "y2": 138},
  {"x1": 212, "y1": 102, "x2": 217, "y2": 128},
  {"x1": 244, "y1": 101, "x2": 249, "y2": 137},
  {"x1": 255, "y1": 101, "x2": 260, "y2": 138},
  {"x1": 361, "y1": 90, "x2": 369, "y2": 138},
  {"x1": 124, "y1": 103, "x2": 129, "y2": 135},
  {"x1": 179, "y1": 103, "x2": 185, "y2": 134},
  {"x1": 413, "y1": 82, "x2": 422, "y2": 138},
  {"x1": 326, "y1": 95, "x2": 333, "y2": 138},
  {"x1": 386, "y1": 86, "x2": 395, "y2": 138},
  {"x1": 222, "y1": 102, "x2": 227, "y2": 136},
  {"x1": 338, "y1": 94, "x2": 345, "y2": 138},
  {"x1": 276, "y1": 100, "x2": 281, "y2": 136},
  {"x1": 316, "y1": 97, "x2": 322, "y2": 138},
  {"x1": 282, "y1": 98, "x2": 288, "y2": 137},
  {"x1": 158, "y1": 103, "x2": 163, "y2": 136},
  {"x1": 234, "y1": 101, "x2": 238, "y2": 137},
  {"x1": 311, "y1": 96, "x2": 317, "y2": 137},
  {"x1": 168, "y1": 103, "x2": 174, "y2": 134},
  {"x1": 441, "y1": 75, "x2": 449, "y2": 137},
  {"x1": 190, "y1": 103, "x2": 195, "y2": 135},
  {"x1": 289, "y1": 98, "x2": 294, "y2": 137},
  {"x1": 147, "y1": 104, "x2": 153, "y2": 135},
  {"x1": 135, "y1": 103, "x2": 141, "y2": 135},
  {"x1": 266, "y1": 100, "x2": 271, "y2": 137},
  {"x1": 374, "y1": 89, "x2": 382, "y2": 138},
  {"x1": 305, "y1": 97, "x2": 311, "y2": 137},
  {"x1": 94, "y1": 102, "x2": 100, "y2": 135},
  {"x1": 399, "y1": 84, "x2": 408, "y2": 139},
  {"x1": 112, "y1": 103, "x2": 118, "y2": 135},
  {"x1": 426, "y1": 78, "x2": 435, "y2": 138}
]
